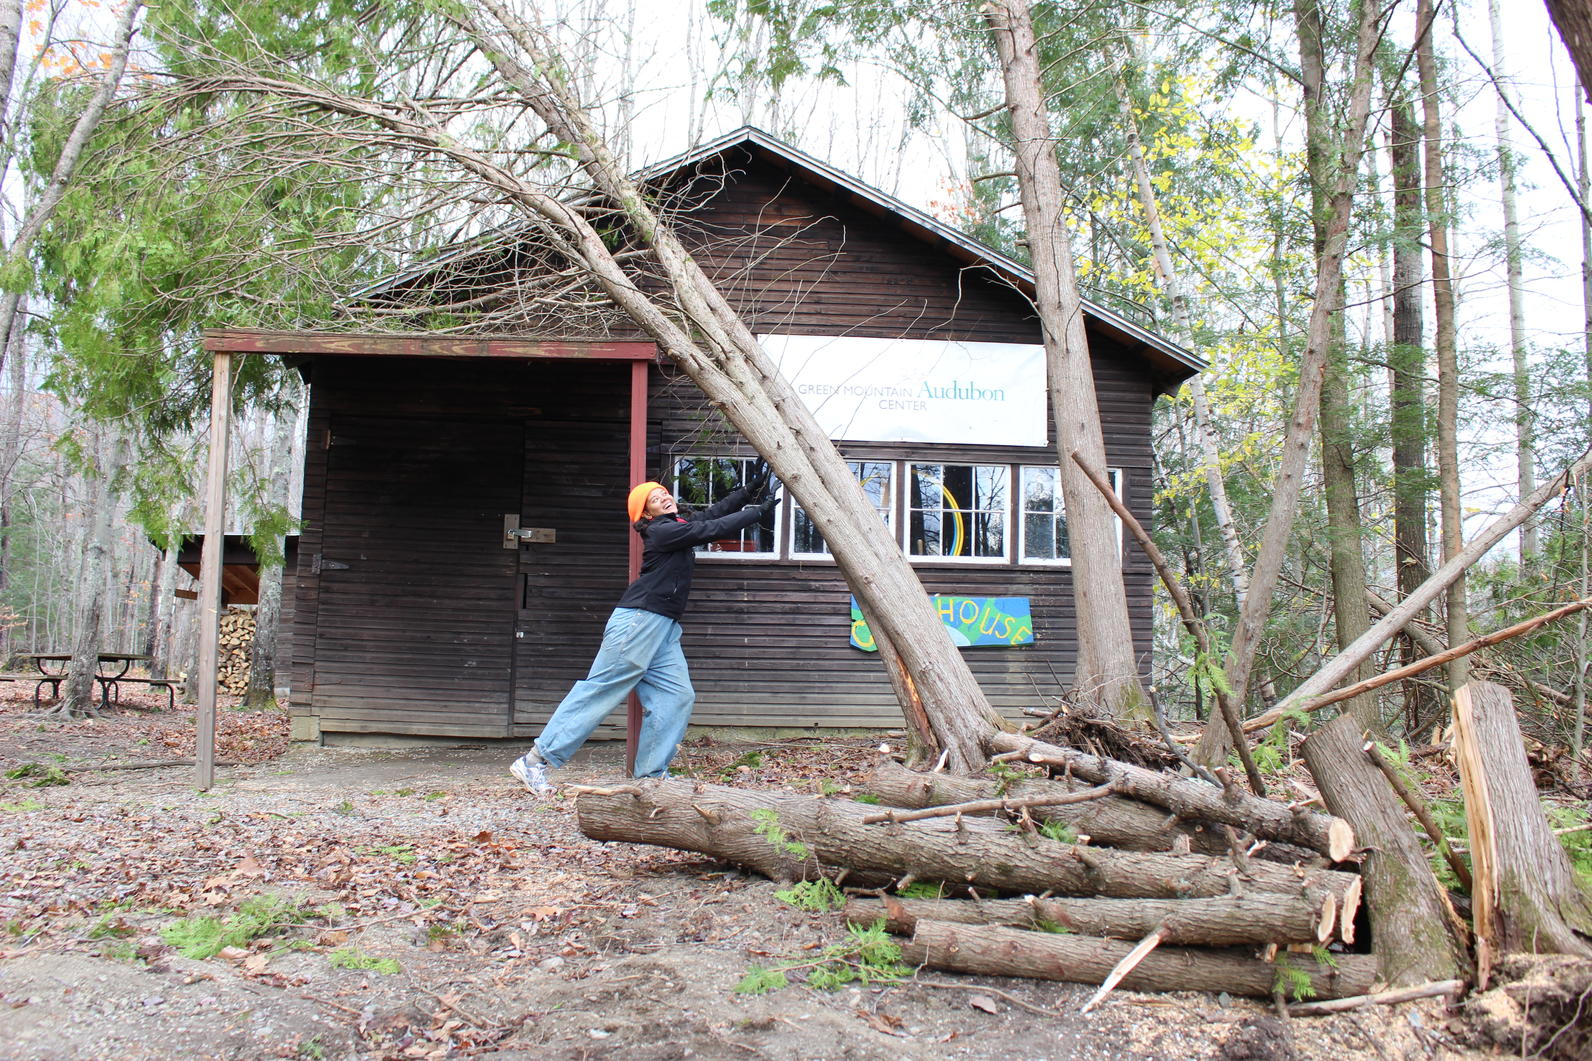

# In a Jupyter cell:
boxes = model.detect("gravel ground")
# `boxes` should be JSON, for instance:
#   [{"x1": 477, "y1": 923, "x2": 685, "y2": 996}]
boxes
[{"x1": 0, "y1": 698, "x2": 1493, "y2": 1060}]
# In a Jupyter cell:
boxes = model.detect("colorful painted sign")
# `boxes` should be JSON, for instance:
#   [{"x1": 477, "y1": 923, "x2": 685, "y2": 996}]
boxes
[{"x1": 850, "y1": 596, "x2": 1035, "y2": 652}]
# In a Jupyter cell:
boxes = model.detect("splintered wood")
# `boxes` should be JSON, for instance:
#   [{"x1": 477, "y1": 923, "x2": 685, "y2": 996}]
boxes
[{"x1": 576, "y1": 752, "x2": 1367, "y2": 1002}]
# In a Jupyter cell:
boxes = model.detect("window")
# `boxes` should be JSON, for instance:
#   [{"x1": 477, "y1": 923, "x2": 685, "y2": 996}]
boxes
[
  {"x1": 672, "y1": 456, "x2": 777, "y2": 555},
  {"x1": 791, "y1": 461, "x2": 894, "y2": 558},
  {"x1": 907, "y1": 463, "x2": 1008, "y2": 560},
  {"x1": 1020, "y1": 465, "x2": 1121, "y2": 564}
]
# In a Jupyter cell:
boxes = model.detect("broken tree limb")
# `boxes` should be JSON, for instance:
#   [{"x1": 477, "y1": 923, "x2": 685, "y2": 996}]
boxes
[
  {"x1": 1070, "y1": 451, "x2": 1266, "y2": 796},
  {"x1": 858, "y1": 780, "x2": 1117, "y2": 824},
  {"x1": 575, "y1": 778, "x2": 1361, "y2": 904},
  {"x1": 1300, "y1": 716, "x2": 1471, "y2": 987},
  {"x1": 1272, "y1": 446, "x2": 1592, "y2": 718},
  {"x1": 903, "y1": 919, "x2": 1378, "y2": 1001},
  {"x1": 1246, "y1": 597, "x2": 1592, "y2": 733},
  {"x1": 1083, "y1": 926, "x2": 1168, "y2": 1013},
  {"x1": 1286, "y1": 979, "x2": 1465, "y2": 1017},
  {"x1": 1363, "y1": 740, "x2": 1473, "y2": 892},
  {"x1": 845, "y1": 886, "x2": 1342, "y2": 947},
  {"x1": 865, "y1": 760, "x2": 1238, "y2": 858},
  {"x1": 1452, "y1": 682, "x2": 1592, "y2": 963},
  {"x1": 987, "y1": 732, "x2": 1354, "y2": 861}
]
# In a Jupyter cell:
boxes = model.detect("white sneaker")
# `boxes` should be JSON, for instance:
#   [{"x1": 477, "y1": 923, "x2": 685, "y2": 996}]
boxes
[{"x1": 510, "y1": 752, "x2": 554, "y2": 795}]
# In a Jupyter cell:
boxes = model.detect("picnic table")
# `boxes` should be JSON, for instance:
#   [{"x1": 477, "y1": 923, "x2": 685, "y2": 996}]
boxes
[{"x1": 26, "y1": 653, "x2": 179, "y2": 709}]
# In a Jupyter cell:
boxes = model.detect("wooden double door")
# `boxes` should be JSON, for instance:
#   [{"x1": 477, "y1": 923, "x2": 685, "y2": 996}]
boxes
[{"x1": 310, "y1": 411, "x2": 629, "y2": 737}]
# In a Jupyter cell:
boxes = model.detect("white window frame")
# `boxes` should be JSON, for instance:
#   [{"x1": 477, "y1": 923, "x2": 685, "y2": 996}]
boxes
[
  {"x1": 671, "y1": 455, "x2": 779, "y2": 559},
  {"x1": 1018, "y1": 464, "x2": 1123, "y2": 566},
  {"x1": 790, "y1": 460, "x2": 895, "y2": 561},
  {"x1": 903, "y1": 461, "x2": 1012, "y2": 565}
]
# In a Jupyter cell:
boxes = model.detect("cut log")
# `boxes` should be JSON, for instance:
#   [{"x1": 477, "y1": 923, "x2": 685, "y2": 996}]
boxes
[
  {"x1": 904, "y1": 919, "x2": 1378, "y2": 1000},
  {"x1": 1452, "y1": 682, "x2": 1592, "y2": 964},
  {"x1": 575, "y1": 778, "x2": 1362, "y2": 904},
  {"x1": 1300, "y1": 715, "x2": 1470, "y2": 987},
  {"x1": 845, "y1": 886, "x2": 1342, "y2": 946},
  {"x1": 988, "y1": 732, "x2": 1354, "y2": 860}
]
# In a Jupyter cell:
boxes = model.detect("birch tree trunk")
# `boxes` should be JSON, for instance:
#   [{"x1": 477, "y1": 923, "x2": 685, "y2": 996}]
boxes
[
  {"x1": 1417, "y1": 0, "x2": 1468, "y2": 691},
  {"x1": 246, "y1": 407, "x2": 295, "y2": 709},
  {"x1": 984, "y1": 0, "x2": 1146, "y2": 718},
  {"x1": 57, "y1": 430, "x2": 125, "y2": 718},
  {"x1": 1193, "y1": 0, "x2": 1385, "y2": 766},
  {"x1": 1489, "y1": 0, "x2": 1536, "y2": 562}
]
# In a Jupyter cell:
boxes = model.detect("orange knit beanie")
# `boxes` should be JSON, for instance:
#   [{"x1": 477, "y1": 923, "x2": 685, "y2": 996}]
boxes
[{"x1": 628, "y1": 481, "x2": 666, "y2": 523}]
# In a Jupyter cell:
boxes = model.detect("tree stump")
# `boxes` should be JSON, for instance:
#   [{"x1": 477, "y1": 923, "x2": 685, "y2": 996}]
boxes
[
  {"x1": 1301, "y1": 714, "x2": 1470, "y2": 986},
  {"x1": 1452, "y1": 682, "x2": 1592, "y2": 969}
]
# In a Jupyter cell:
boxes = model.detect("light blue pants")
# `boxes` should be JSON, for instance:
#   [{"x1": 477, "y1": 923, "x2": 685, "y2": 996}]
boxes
[{"x1": 534, "y1": 607, "x2": 695, "y2": 779}]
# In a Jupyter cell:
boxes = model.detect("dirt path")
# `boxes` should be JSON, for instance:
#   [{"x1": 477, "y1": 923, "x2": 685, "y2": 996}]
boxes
[{"x1": 0, "y1": 697, "x2": 1487, "y2": 1060}]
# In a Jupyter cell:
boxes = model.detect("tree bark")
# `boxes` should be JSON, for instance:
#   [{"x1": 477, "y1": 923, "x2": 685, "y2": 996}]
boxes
[
  {"x1": 1416, "y1": 0, "x2": 1468, "y2": 690},
  {"x1": 904, "y1": 919, "x2": 1377, "y2": 1001},
  {"x1": 846, "y1": 888, "x2": 1342, "y2": 947},
  {"x1": 574, "y1": 778, "x2": 1362, "y2": 905},
  {"x1": 1300, "y1": 715, "x2": 1470, "y2": 987},
  {"x1": 1452, "y1": 683, "x2": 1592, "y2": 965},
  {"x1": 1193, "y1": 0, "x2": 1384, "y2": 766},
  {"x1": 59, "y1": 431, "x2": 126, "y2": 717},
  {"x1": 1546, "y1": 0, "x2": 1592, "y2": 102},
  {"x1": 983, "y1": 0, "x2": 1146, "y2": 718},
  {"x1": 988, "y1": 732, "x2": 1354, "y2": 860},
  {"x1": 246, "y1": 407, "x2": 295, "y2": 709}
]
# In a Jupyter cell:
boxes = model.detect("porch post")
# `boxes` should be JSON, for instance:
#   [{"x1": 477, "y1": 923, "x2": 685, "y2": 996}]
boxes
[
  {"x1": 626, "y1": 360, "x2": 647, "y2": 774},
  {"x1": 196, "y1": 351, "x2": 234, "y2": 791}
]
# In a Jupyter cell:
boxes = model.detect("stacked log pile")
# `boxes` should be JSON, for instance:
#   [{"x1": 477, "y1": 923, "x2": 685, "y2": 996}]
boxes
[
  {"x1": 217, "y1": 608, "x2": 255, "y2": 696},
  {"x1": 575, "y1": 737, "x2": 1377, "y2": 1001}
]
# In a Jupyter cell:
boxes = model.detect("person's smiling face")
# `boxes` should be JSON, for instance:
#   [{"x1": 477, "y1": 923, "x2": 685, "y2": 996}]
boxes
[{"x1": 644, "y1": 487, "x2": 678, "y2": 518}]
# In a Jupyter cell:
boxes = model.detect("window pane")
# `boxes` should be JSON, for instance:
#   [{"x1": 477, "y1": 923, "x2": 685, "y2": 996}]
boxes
[
  {"x1": 792, "y1": 461, "x2": 892, "y2": 557},
  {"x1": 672, "y1": 456, "x2": 777, "y2": 554},
  {"x1": 908, "y1": 463, "x2": 1007, "y2": 559},
  {"x1": 1020, "y1": 465, "x2": 1074, "y2": 562}
]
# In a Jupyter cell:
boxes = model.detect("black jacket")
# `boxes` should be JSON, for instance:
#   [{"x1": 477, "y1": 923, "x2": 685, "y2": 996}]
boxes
[{"x1": 615, "y1": 487, "x2": 765, "y2": 621}]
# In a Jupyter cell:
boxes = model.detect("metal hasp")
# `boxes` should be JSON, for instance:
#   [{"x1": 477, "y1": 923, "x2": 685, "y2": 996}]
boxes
[{"x1": 503, "y1": 514, "x2": 556, "y2": 547}]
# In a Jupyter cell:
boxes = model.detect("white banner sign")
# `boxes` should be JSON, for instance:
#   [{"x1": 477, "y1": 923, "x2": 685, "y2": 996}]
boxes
[{"x1": 758, "y1": 334, "x2": 1048, "y2": 446}]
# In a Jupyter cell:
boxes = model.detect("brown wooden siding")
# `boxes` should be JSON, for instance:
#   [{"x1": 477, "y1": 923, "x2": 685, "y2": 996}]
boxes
[{"x1": 288, "y1": 150, "x2": 1162, "y2": 737}]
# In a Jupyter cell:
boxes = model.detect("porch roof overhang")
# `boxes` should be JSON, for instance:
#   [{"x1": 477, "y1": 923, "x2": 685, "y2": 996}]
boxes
[{"x1": 202, "y1": 328, "x2": 658, "y2": 361}]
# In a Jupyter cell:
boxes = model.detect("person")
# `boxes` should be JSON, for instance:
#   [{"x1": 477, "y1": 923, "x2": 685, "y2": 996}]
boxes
[{"x1": 510, "y1": 462, "x2": 779, "y2": 795}]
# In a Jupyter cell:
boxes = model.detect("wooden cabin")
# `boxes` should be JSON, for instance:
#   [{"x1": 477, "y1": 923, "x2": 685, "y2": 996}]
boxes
[{"x1": 209, "y1": 128, "x2": 1201, "y2": 742}]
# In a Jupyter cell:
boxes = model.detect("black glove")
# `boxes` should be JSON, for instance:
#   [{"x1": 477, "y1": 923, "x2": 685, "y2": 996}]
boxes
[
  {"x1": 744, "y1": 458, "x2": 771, "y2": 499},
  {"x1": 744, "y1": 488, "x2": 781, "y2": 517}
]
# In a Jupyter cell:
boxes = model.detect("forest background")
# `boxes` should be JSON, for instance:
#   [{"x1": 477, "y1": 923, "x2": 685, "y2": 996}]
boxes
[{"x1": 0, "y1": 0, "x2": 1587, "y2": 755}]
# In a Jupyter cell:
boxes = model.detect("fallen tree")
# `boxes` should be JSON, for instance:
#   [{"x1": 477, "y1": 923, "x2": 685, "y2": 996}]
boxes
[
  {"x1": 574, "y1": 778, "x2": 1360, "y2": 906},
  {"x1": 902, "y1": 920, "x2": 1377, "y2": 1001}
]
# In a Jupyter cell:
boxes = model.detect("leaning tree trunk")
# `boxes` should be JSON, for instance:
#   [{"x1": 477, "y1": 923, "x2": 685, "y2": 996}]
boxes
[
  {"x1": 1301, "y1": 715, "x2": 1470, "y2": 986},
  {"x1": 985, "y1": 0, "x2": 1146, "y2": 718},
  {"x1": 447, "y1": 1, "x2": 1005, "y2": 769},
  {"x1": 1193, "y1": 0, "x2": 1384, "y2": 767},
  {"x1": 1452, "y1": 682, "x2": 1592, "y2": 973}
]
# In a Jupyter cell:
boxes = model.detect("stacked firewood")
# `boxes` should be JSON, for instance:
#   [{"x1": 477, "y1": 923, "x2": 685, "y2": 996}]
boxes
[
  {"x1": 574, "y1": 729, "x2": 1378, "y2": 1002},
  {"x1": 216, "y1": 608, "x2": 255, "y2": 695}
]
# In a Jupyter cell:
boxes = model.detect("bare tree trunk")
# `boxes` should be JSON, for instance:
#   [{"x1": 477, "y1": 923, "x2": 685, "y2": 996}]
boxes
[
  {"x1": 57, "y1": 430, "x2": 125, "y2": 717},
  {"x1": 448, "y1": 0, "x2": 1004, "y2": 769},
  {"x1": 1417, "y1": 0, "x2": 1468, "y2": 690},
  {"x1": 1579, "y1": 98, "x2": 1592, "y2": 769},
  {"x1": 1193, "y1": 0, "x2": 1384, "y2": 766},
  {"x1": 1546, "y1": 0, "x2": 1592, "y2": 102},
  {"x1": 1388, "y1": 95, "x2": 1438, "y2": 729},
  {"x1": 1297, "y1": 0, "x2": 1377, "y2": 729},
  {"x1": 1488, "y1": 0, "x2": 1536, "y2": 562},
  {"x1": 983, "y1": 0, "x2": 1147, "y2": 718},
  {"x1": 246, "y1": 407, "x2": 295, "y2": 709},
  {"x1": 148, "y1": 540, "x2": 178, "y2": 677}
]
